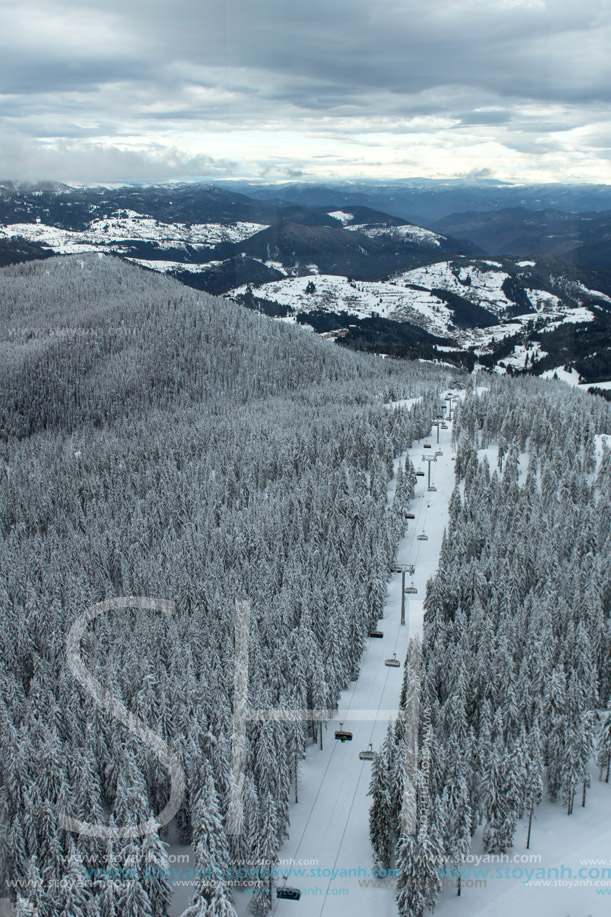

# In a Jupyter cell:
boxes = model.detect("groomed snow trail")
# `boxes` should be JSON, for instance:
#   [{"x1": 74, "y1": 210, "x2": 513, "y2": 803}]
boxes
[{"x1": 232, "y1": 400, "x2": 458, "y2": 917}]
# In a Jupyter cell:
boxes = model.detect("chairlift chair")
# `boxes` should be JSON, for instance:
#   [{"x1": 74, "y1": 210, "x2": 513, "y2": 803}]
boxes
[
  {"x1": 441, "y1": 422, "x2": 448, "y2": 429},
  {"x1": 417, "y1": 532, "x2": 428, "y2": 541},
  {"x1": 423, "y1": 443, "x2": 432, "y2": 449},
  {"x1": 277, "y1": 886, "x2": 301, "y2": 901},
  {"x1": 359, "y1": 743, "x2": 376, "y2": 761},
  {"x1": 405, "y1": 582, "x2": 417, "y2": 594},
  {"x1": 435, "y1": 450, "x2": 443, "y2": 457},
  {"x1": 369, "y1": 630, "x2": 384, "y2": 638},
  {"x1": 335, "y1": 722, "x2": 353, "y2": 742},
  {"x1": 416, "y1": 471, "x2": 425, "y2": 477},
  {"x1": 428, "y1": 485, "x2": 437, "y2": 492},
  {"x1": 405, "y1": 512, "x2": 415, "y2": 519},
  {"x1": 385, "y1": 653, "x2": 401, "y2": 667}
]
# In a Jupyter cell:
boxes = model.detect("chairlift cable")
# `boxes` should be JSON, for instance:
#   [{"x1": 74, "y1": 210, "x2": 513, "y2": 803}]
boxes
[{"x1": 317, "y1": 748, "x2": 370, "y2": 917}]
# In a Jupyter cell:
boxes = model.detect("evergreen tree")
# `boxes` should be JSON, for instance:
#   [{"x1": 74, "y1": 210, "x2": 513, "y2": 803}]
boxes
[{"x1": 597, "y1": 700, "x2": 611, "y2": 783}]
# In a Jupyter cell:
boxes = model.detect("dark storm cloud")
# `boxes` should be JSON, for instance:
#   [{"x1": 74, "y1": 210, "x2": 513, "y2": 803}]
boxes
[
  {"x1": 0, "y1": 0, "x2": 610, "y2": 181},
  {"x1": 4, "y1": 0, "x2": 610, "y2": 108}
]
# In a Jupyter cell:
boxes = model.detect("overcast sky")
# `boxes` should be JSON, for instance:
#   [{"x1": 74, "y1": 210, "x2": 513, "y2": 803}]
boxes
[{"x1": 1, "y1": 0, "x2": 610, "y2": 184}]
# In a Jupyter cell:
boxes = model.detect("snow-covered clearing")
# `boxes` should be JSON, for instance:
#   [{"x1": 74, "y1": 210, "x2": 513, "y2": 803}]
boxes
[
  {"x1": 126, "y1": 259, "x2": 223, "y2": 273},
  {"x1": 384, "y1": 397, "x2": 424, "y2": 411},
  {"x1": 328, "y1": 211, "x2": 354, "y2": 225},
  {"x1": 498, "y1": 342, "x2": 546, "y2": 372},
  {"x1": 540, "y1": 367, "x2": 611, "y2": 390},
  {"x1": 0, "y1": 215, "x2": 266, "y2": 251},
  {"x1": 393, "y1": 262, "x2": 517, "y2": 317},
  {"x1": 230, "y1": 273, "x2": 454, "y2": 336},
  {"x1": 541, "y1": 366, "x2": 583, "y2": 387},
  {"x1": 230, "y1": 262, "x2": 596, "y2": 355}
]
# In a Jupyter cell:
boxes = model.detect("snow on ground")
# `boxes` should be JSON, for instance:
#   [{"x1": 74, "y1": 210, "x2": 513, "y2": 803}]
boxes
[
  {"x1": 0, "y1": 215, "x2": 266, "y2": 251},
  {"x1": 230, "y1": 405, "x2": 459, "y2": 917},
  {"x1": 540, "y1": 367, "x2": 611, "y2": 390},
  {"x1": 435, "y1": 766, "x2": 611, "y2": 917},
  {"x1": 345, "y1": 224, "x2": 443, "y2": 246},
  {"x1": 384, "y1": 397, "x2": 424, "y2": 411},
  {"x1": 0, "y1": 221, "x2": 100, "y2": 254},
  {"x1": 516, "y1": 261, "x2": 536, "y2": 267},
  {"x1": 477, "y1": 445, "x2": 529, "y2": 488},
  {"x1": 328, "y1": 211, "x2": 354, "y2": 225},
  {"x1": 499, "y1": 342, "x2": 547, "y2": 372},
  {"x1": 125, "y1": 259, "x2": 223, "y2": 273},
  {"x1": 595, "y1": 434, "x2": 611, "y2": 475},
  {"x1": 169, "y1": 386, "x2": 610, "y2": 917},
  {"x1": 525, "y1": 288, "x2": 562, "y2": 312},
  {"x1": 541, "y1": 366, "x2": 582, "y2": 386},
  {"x1": 229, "y1": 274, "x2": 457, "y2": 338},
  {"x1": 540, "y1": 305, "x2": 594, "y2": 327},
  {"x1": 264, "y1": 260, "x2": 289, "y2": 275},
  {"x1": 228, "y1": 260, "x2": 597, "y2": 357},
  {"x1": 573, "y1": 281, "x2": 611, "y2": 304},
  {"x1": 394, "y1": 262, "x2": 517, "y2": 317}
]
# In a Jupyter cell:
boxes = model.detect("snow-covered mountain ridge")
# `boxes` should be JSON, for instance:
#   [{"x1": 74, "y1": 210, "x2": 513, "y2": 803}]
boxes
[{"x1": 1, "y1": 182, "x2": 610, "y2": 383}]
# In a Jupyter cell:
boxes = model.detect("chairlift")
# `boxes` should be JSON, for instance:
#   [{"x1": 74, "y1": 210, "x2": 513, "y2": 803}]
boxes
[
  {"x1": 417, "y1": 532, "x2": 428, "y2": 541},
  {"x1": 423, "y1": 443, "x2": 432, "y2": 449},
  {"x1": 335, "y1": 722, "x2": 353, "y2": 742},
  {"x1": 405, "y1": 512, "x2": 415, "y2": 519},
  {"x1": 435, "y1": 450, "x2": 443, "y2": 457},
  {"x1": 277, "y1": 886, "x2": 301, "y2": 901},
  {"x1": 441, "y1": 422, "x2": 448, "y2": 429},
  {"x1": 369, "y1": 630, "x2": 384, "y2": 638},
  {"x1": 385, "y1": 653, "x2": 401, "y2": 667},
  {"x1": 359, "y1": 743, "x2": 376, "y2": 761},
  {"x1": 416, "y1": 471, "x2": 425, "y2": 477},
  {"x1": 405, "y1": 582, "x2": 418, "y2": 594},
  {"x1": 428, "y1": 485, "x2": 437, "y2": 492}
]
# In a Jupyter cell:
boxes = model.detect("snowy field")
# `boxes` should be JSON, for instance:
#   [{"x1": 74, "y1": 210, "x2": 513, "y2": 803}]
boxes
[
  {"x1": 541, "y1": 366, "x2": 611, "y2": 390},
  {"x1": 230, "y1": 261, "x2": 597, "y2": 355},
  {"x1": 0, "y1": 213, "x2": 266, "y2": 252}
]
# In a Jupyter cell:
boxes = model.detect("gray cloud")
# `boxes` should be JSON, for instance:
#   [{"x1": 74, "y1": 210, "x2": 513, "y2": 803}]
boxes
[
  {"x1": 0, "y1": 134, "x2": 237, "y2": 183},
  {"x1": 0, "y1": 0, "x2": 610, "y2": 182}
]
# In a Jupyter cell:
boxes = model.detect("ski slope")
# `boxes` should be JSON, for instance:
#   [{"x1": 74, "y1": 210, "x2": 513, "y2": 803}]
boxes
[{"x1": 231, "y1": 401, "x2": 458, "y2": 917}]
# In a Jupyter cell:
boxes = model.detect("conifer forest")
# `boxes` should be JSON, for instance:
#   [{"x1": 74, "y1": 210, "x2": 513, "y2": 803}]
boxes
[{"x1": 1, "y1": 254, "x2": 610, "y2": 917}]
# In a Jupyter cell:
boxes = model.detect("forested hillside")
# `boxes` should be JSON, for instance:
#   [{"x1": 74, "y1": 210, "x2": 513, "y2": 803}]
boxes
[
  {"x1": 369, "y1": 380, "x2": 611, "y2": 916},
  {"x1": 0, "y1": 255, "x2": 452, "y2": 916}
]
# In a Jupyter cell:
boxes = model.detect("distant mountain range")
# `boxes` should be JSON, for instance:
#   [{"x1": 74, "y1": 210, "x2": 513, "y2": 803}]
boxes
[
  {"x1": 213, "y1": 178, "x2": 611, "y2": 224},
  {"x1": 433, "y1": 206, "x2": 611, "y2": 268},
  {"x1": 1, "y1": 180, "x2": 610, "y2": 384}
]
